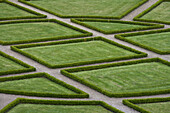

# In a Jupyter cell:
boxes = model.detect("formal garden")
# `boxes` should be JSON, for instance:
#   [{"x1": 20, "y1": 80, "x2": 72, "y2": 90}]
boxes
[{"x1": 0, "y1": 0, "x2": 169, "y2": 112}]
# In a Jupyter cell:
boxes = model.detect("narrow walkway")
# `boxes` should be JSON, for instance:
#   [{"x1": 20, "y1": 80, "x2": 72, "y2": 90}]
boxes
[{"x1": 0, "y1": 0, "x2": 170, "y2": 112}]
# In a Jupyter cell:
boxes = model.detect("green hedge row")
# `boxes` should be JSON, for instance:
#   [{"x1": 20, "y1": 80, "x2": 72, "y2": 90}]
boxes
[
  {"x1": 19, "y1": 0, "x2": 148, "y2": 19},
  {"x1": 0, "y1": 72, "x2": 89, "y2": 98},
  {"x1": 0, "y1": 19, "x2": 92, "y2": 45},
  {"x1": 11, "y1": 37, "x2": 147, "y2": 68},
  {"x1": 134, "y1": 0, "x2": 170, "y2": 25},
  {"x1": 0, "y1": 0, "x2": 46, "y2": 21},
  {"x1": 0, "y1": 98, "x2": 124, "y2": 113},
  {"x1": 71, "y1": 18, "x2": 164, "y2": 34},
  {"x1": 115, "y1": 28, "x2": 170, "y2": 55},
  {"x1": 0, "y1": 51, "x2": 35, "y2": 76},
  {"x1": 123, "y1": 97, "x2": 170, "y2": 113},
  {"x1": 61, "y1": 58, "x2": 170, "y2": 97}
]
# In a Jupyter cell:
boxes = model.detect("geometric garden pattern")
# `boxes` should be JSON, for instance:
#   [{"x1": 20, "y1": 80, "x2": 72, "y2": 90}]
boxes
[{"x1": 0, "y1": 0, "x2": 170, "y2": 113}]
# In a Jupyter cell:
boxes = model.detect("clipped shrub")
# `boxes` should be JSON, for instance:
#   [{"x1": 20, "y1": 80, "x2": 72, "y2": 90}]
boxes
[{"x1": 61, "y1": 58, "x2": 170, "y2": 97}]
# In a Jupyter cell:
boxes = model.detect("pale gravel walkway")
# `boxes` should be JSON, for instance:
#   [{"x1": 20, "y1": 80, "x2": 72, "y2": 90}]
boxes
[{"x1": 0, "y1": 0, "x2": 170, "y2": 112}]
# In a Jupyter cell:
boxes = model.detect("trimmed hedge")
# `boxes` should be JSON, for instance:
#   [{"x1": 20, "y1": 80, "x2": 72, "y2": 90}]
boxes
[
  {"x1": 0, "y1": 98, "x2": 124, "y2": 113},
  {"x1": 11, "y1": 36, "x2": 147, "y2": 68},
  {"x1": 0, "y1": 0, "x2": 46, "y2": 21},
  {"x1": 71, "y1": 18, "x2": 164, "y2": 34},
  {"x1": 134, "y1": 0, "x2": 170, "y2": 25},
  {"x1": 115, "y1": 28, "x2": 170, "y2": 55},
  {"x1": 0, "y1": 19, "x2": 92, "y2": 45},
  {"x1": 61, "y1": 58, "x2": 170, "y2": 97},
  {"x1": 19, "y1": 0, "x2": 148, "y2": 19},
  {"x1": 0, "y1": 72, "x2": 89, "y2": 98},
  {"x1": 0, "y1": 51, "x2": 35, "y2": 76},
  {"x1": 123, "y1": 97, "x2": 170, "y2": 113}
]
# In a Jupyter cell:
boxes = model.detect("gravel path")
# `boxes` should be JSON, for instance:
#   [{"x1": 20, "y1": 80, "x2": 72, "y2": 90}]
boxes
[{"x1": 0, "y1": 0, "x2": 170, "y2": 112}]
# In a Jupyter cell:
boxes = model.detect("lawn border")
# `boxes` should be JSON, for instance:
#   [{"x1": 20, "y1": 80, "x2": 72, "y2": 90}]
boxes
[
  {"x1": 0, "y1": 72, "x2": 89, "y2": 98},
  {"x1": 0, "y1": 0, "x2": 46, "y2": 21},
  {"x1": 19, "y1": 0, "x2": 148, "y2": 19},
  {"x1": 123, "y1": 97, "x2": 170, "y2": 113},
  {"x1": 0, "y1": 51, "x2": 35, "y2": 76},
  {"x1": 115, "y1": 28, "x2": 170, "y2": 55},
  {"x1": 71, "y1": 18, "x2": 164, "y2": 34},
  {"x1": 134, "y1": 0, "x2": 170, "y2": 25},
  {"x1": 0, "y1": 98, "x2": 124, "y2": 113},
  {"x1": 0, "y1": 19, "x2": 92, "y2": 45},
  {"x1": 11, "y1": 36, "x2": 147, "y2": 68},
  {"x1": 61, "y1": 58, "x2": 170, "y2": 97}
]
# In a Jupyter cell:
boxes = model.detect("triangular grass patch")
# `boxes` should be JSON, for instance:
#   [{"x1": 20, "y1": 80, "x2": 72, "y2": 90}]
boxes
[
  {"x1": 71, "y1": 19, "x2": 163, "y2": 34},
  {"x1": 123, "y1": 97, "x2": 170, "y2": 113},
  {"x1": 0, "y1": 51, "x2": 35, "y2": 76},
  {"x1": 0, "y1": 73, "x2": 88, "y2": 98},
  {"x1": 0, "y1": 98, "x2": 124, "y2": 113},
  {"x1": 0, "y1": 0, "x2": 46, "y2": 21}
]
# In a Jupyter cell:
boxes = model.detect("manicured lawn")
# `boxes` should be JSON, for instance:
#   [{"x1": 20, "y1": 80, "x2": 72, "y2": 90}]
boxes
[
  {"x1": 137, "y1": 102, "x2": 170, "y2": 113},
  {"x1": 0, "y1": 21, "x2": 84, "y2": 44},
  {"x1": 140, "y1": 1, "x2": 170, "y2": 23},
  {"x1": 0, "y1": 77, "x2": 76, "y2": 94},
  {"x1": 0, "y1": 55, "x2": 26, "y2": 72},
  {"x1": 23, "y1": 0, "x2": 143, "y2": 18},
  {"x1": 8, "y1": 104, "x2": 112, "y2": 113},
  {"x1": 123, "y1": 31, "x2": 170, "y2": 54},
  {"x1": 82, "y1": 21, "x2": 148, "y2": 31},
  {"x1": 0, "y1": 2, "x2": 34, "y2": 18},
  {"x1": 17, "y1": 40, "x2": 138, "y2": 67},
  {"x1": 0, "y1": 73, "x2": 89, "y2": 98},
  {"x1": 67, "y1": 61, "x2": 170, "y2": 95}
]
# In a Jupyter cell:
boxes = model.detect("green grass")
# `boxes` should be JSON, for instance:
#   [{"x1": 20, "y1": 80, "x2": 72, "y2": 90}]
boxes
[
  {"x1": 124, "y1": 31, "x2": 170, "y2": 53},
  {"x1": 137, "y1": 102, "x2": 170, "y2": 113},
  {"x1": 23, "y1": 0, "x2": 143, "y2": 18},
  {"x1": 8, "y1": 104, "x2": 113, "y2": 113},
  {"x1": 82, "y1": 22, "x2": 149, "y2": 31},
  {"x1": 0, "y1": 2, "x2": 35, "y2": 18},
  {"x1": 71, "y1": 62, "x2": 170, "y2": 94},
  {"x1": 0, "y1": 77, "x2": 76, "y2": 94},
  {"x1": 0, "y1": 55, "x2": 26, "y2": 72},
  {"x1": 0, "y1": 22, "x2": 83, "y2": 43},
  {"x1": 140, "y1": 1, "x2": 170, "y2": 23},
  {"x1": 20, "y1": 40, "x2": 136, "y2": 66}
]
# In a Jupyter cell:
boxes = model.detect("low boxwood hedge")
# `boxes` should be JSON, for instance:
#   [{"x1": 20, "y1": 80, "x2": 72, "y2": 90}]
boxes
[
  {"x1": 0, "y1": 51, "x2": 35, "y2": 76},
  {"x1": 71, "y1": 18, "x2": 164, "y2": 34},
  {"x1": 0, "y1": 98, "x2": 124, "y2": 113},
  {"x1": 19, "y1": 0, "x2": 148, "y2": 19},
  {"x1": 0, "y1": 19, "x2": 92, "y2": 45},
  {"x1": 115, "y1": 28, "x2": 170, "y2": 55},
  {"x1": 134, "y1": 0, "x2": 170, "y2": 25},
  {"x1": 0, "y1": 72, "x2": 89, "y2": 98},
  {"x1": 123, "y1": 97, "x2": 170, "y2": 113},
  {"x1": 0, "y1": 0, "x2": 46, "y2": 21},
  {"x1": 11, "y1": 36, "x2": 147, "y2": 68},
  {"x1": 61, "y1": 58, "x2": 170, "y2": 97}
]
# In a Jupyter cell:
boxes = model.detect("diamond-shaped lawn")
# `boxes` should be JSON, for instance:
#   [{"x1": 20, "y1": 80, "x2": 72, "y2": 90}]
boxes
[
  {"x1": 71, "y1": 19, "x2": 163, "y2": 34},
  {"x1": 0, "y1": 51, "x2": 34, "y2": 76},
  {"x1": 11, "y1": 37, "x2": 146, "y2": 68},
  {"x1": 61, "y1": 58, "x2": 170, "y2": 97},
  {"x1": 20, "y1": 0, "x2": 147, "y2": 19},
  {"x1": 115, "y1": 29, "x2": 170, "y2": 54},
  {"x1": 0, "y1": 1, "x2": 45, "y2": 20},
  {"x1": 0, "y1": 19, "x2": 91, "y2": 45},
  {"x1": 135, "y1": 0, "x2": 170, "y2": 24},
  {"x1": 1, "y1": 98, "x2": 123, "y2": 113},
  {"x1": 0, "y1": 73, "x2": 88, "y2": 98},
  {"x1": 123, "y1": 97, "x2": 170, "y2": 113}
]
